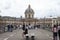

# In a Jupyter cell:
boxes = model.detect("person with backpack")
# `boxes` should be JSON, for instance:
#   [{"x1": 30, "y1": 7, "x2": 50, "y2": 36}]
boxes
[
  {"x1": 22, "y1": 24, "x2": 26, "y2": 38},
  {"x1": 24, "y1": 28, "x2": 28, "y2": 35},
  {"x1": 58, "y1": 24, "x2": 60, "y2": 40},
  {"x1": 52, "y1": 25, "x2": 58, "y2": 40},
  {"x1": 22, "y1": 24, "x2": 25, "y2": 31}
]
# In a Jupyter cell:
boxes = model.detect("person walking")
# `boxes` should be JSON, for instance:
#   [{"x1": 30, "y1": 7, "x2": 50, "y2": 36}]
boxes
[
  {"x1": 22, "y1": 24, "x2": 25, "y2": 31},
  {"x1": 52, "y1": 25, "x2": 58, "y2": 40},
  {"x1": 10, "y1": 25, "x2": 13, "y2": 32},
  {"x1": 7, "y1": 25, "x2": 10, "y2": 32},
  {"x1": 58, "y1": 24, "x2": 60, "y2": 40},
  {"x1": 22, "y1": 24, "x2": 26, "y2": 38},
  {"x1": 24, "y1": 28, "x2": 28, "y2": 35}
]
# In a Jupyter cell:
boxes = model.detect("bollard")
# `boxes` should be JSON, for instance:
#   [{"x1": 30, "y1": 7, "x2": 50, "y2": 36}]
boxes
[
  {"x1": 31, "y1": 33, "x2": 35, "y2": 40},
  {"x1": 25, "y1": 34, "x2": 29, "y2": 40}
]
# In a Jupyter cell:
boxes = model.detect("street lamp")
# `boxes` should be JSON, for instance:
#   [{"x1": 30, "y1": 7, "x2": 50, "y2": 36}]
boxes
[{"x1": 43, "y1": 17, "x2": 46, "y2": 29}]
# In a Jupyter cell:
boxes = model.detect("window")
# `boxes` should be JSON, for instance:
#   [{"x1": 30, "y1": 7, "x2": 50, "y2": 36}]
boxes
[
  {"x1": 25, "y1": 15, "x2": 27, "y2": 18},
  {"x1": 29, "y1": 14, "x2": 30, "y2": 18}
]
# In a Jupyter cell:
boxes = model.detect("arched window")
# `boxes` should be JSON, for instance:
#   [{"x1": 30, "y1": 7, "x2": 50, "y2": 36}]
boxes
[
  {"x1": 32, "y1": 15, "x2": 33, "y2": 18},
  {"x1": 25, "y1": 14, "x2": 27, "y2": 18}
]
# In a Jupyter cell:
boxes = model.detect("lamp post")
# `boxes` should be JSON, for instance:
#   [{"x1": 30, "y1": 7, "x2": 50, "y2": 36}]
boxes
[
  {"x1": 43, "y1": 17, "x2": 45, "y2": 29},
  {"x1": 22, "y1": 19, "x2": 24, "y2": 25}
]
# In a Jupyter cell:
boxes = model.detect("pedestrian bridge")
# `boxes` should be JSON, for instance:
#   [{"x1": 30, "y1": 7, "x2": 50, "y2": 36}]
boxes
[{"x1": 0, "y1": 29, "x2": 53, "y2": 40}]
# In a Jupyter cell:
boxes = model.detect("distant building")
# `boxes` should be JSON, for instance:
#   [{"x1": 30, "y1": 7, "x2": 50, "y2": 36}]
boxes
[{"x1": 0, "y1": 5, "x2": 60, "y2": 27}]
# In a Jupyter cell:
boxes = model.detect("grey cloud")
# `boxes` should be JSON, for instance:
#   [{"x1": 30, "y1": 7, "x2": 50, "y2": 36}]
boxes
[{"x1": 0, "y1": 0, "x2": 60, "y2": 18}]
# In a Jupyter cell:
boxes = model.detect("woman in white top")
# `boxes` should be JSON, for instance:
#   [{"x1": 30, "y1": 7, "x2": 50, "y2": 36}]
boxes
[
  {"x1": 52, "y1": 25, "x2": 57, "y2": 40},
  {"x1": 58, "y1": 24, "x2": 60, "y2": 40}
]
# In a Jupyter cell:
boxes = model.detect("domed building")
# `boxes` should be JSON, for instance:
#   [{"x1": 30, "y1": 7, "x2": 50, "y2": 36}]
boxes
[
  {"x1": 25, "y1": 5, "x2": 34, "y2": 18},
  {"x1": 0, "y1": 4, "x2": 59, "y2": 31},
  {"x1": 20, "y1": 5, "x2": 58, "y2": 27},
  {"x1": 21, "y1": 5, "x2": 39, "y2": 25}
]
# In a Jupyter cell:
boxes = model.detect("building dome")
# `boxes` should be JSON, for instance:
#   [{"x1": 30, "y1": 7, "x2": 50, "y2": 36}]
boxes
[{"x1": 25, "y1": 5, "x2": 34, "y2": 14}]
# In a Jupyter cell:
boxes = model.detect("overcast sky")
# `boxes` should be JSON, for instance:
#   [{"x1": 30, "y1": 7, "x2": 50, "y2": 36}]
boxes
[{"x1": 0, "y1": 0, "x2": 60, "y2": 18}]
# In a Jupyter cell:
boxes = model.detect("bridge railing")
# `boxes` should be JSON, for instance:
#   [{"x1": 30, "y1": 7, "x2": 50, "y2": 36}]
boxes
[{"x1": 40, "y1": 26, "x2": 52, "y2": 32}]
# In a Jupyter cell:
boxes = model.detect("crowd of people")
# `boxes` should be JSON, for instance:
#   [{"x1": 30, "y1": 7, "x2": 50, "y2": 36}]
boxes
[
  {"x1": 1, "y1": 23, "x2": 60, "y2": 40},
  {"x1": 21, "y1": 24, "x2": 60, "y2": 40},
  {"x1": 7, "y1": 24, "x2": 13, "y2": 32},
  {"x1": 7, "y1": 24, "x2": 18, "y2": 32},
  {"x1": 52, "y1": 24, "x2": 60, "y2": 40},
  {"x1": 21, "y1": 24, "x2": 40, "y2": 38}
]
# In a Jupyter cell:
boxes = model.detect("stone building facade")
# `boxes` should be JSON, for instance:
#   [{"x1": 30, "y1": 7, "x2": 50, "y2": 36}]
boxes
[{"x1": 0, "y1": 5, "x2": 60, "y2": 27}]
